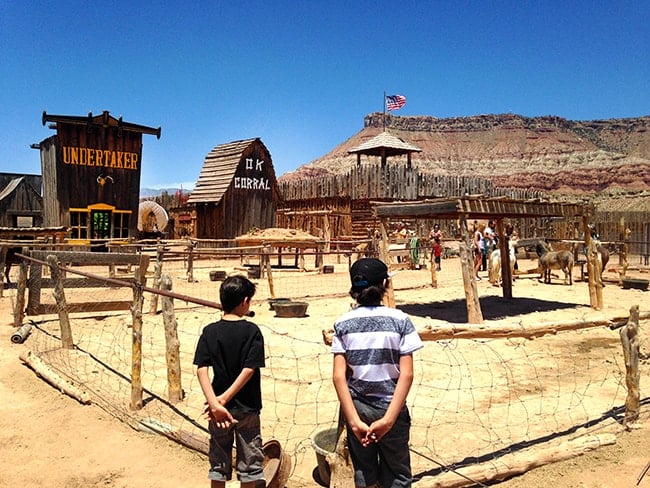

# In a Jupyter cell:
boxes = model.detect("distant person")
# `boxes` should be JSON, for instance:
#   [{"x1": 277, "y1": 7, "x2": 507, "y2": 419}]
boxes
[
  {"x1": 193, "y1": 275, "x2": 266, "y2": 488},
  {"x1": 429, "y1": 224, "x2": 443, "y2": 271},
  {"x1": 394, "y1": 222, "x2": 408, "y2": 239},
  {"x1": 473, "y1": 223, "x2": 485, "y2": 279},
  {"x1": 332, "y1": 258, "x2": 423, "y2": 487},
  {"x1": 484, "y1": 220, "x2": 497, "y2": 251}
]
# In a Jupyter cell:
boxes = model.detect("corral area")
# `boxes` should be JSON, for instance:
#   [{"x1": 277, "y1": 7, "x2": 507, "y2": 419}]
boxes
[{"x1": 1, "y1": 246, "x2": 650, "y2": 487}]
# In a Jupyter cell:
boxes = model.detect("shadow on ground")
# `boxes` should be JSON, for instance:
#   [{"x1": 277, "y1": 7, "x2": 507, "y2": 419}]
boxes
[{"x1": 399, "y1": 296, "x2": 585, "y2": 323}]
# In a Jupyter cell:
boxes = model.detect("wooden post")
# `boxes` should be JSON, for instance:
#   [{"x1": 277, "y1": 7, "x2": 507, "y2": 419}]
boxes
[
  {"x1": 620, "y1": 304, "x2": 640, "y2": 427},
  {"x1": 379, "y1": 217, "x2": 389, "y2": 265},
  {"x1": 430, "y1": 249, "x2": 437, "y2": 288},
  {"x1": 161, "y1": 274, "x2": 183, "y2": 403},
  {"x1": 13, "y1": 260, "x2": 28, "y2": 328},
  {"x1": 0, "y1": 245, "x2": 6, "y2": 298},
  {"x1": 26, "y1": 258, "x2": 42, "y2": 315},
  {"x1": 149, "y1": 246, "x2": 164, "y2": 314},
  {"x1": 130, "y1": 263, "x2": 146, "y2": 410},
  {"x1": 299, "y1": 249, "x2": 305, "y2": 271},
  {"x1": 583, "y1": 216, "x2": 598, "y2": 309},
  {"x1": 323, "y1": 215, "x2": 331, "y2": 253},
  {"x1": 19, "y1": 350, "x2": 91, "y2": 405},
  {"x1": 186, "y1": 242, "x2": 194, "y2": 283},
  {"x1": 383, "y1": 277, "x2": 395, "y2": 308},
  {"x1": 264, "y1": 246, "x2": 275, "y2": 298},
  {"x1": 415, "y1": 433, "x2": 615, "y2": 488},
  {"x1": 587, "y1": 239, "x2": 603, "y2": 310},
  {"x1": 460, "y1": 241, "x2": 483, "y2": 324},
  {"x1": 459, "y1": 216, "x2": 483, "y2": 324},
  {"x1": 47, "y1": 254, "x2": 73, "y2": 349},
  {"x1": 618, "y1": 217, "x2": 625, "y2": 266}
]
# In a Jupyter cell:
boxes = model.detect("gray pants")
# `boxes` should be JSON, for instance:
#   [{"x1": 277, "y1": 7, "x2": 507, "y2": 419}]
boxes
[{"x1": 347, "y1": 398, "x2": 412, "y2": 488}]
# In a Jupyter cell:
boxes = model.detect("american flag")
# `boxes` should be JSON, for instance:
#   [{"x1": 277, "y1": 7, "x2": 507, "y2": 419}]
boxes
[{"x1": 386, "y1": 94, "x2": 406, "y2": 111}]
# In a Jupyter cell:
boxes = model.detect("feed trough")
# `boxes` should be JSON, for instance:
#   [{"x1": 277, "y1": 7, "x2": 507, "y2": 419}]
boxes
[
  {"x1": 209, "y1": 270, "x2": 227, "y2": 281},
  {"x1": 267, "y1": 298, "x2": 292, "y2": 310},
  {"x1": 622, "y1": 278, "x2": 649, "y2": 291},
  {"x1": 273, "y1": 301, "x2": 309, "y2": 318}
]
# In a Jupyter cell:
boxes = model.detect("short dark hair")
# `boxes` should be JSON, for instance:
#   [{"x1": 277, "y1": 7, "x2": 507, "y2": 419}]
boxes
[
  {"x1": 219, "y1": 275, "x2": 256, "y2": 313},
  {"x1": 350, "y1": 283, "x2": 386, "y2": 306},
  {"x1": 349, "y1": 258, "x2": 389, "y2": 306}
]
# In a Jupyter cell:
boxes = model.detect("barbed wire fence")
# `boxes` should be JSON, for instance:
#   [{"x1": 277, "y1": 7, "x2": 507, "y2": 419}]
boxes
[{"x1": 7, "y1": 246, "x2": 650, "y2": 487}]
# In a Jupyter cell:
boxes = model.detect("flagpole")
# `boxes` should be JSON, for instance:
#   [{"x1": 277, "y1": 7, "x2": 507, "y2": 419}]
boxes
[{"x1": 383, "y1": 91, "x2": 386, "y2": 132}]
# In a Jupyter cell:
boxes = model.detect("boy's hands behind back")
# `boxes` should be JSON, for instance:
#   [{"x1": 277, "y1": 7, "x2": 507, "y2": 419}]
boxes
[{"x1": 203, "y1": 401, "x2": 237, "y2": 429}]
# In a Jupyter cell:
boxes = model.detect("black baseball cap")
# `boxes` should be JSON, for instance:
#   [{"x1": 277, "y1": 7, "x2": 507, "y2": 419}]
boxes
[{"x1": 350, "y1": 258, "x2": 389, "y2": 288}]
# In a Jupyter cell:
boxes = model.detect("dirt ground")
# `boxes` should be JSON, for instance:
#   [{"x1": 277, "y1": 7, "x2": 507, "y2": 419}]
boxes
[{"x1": 1, "y1": 254, "x2": 650, "y2": 488}]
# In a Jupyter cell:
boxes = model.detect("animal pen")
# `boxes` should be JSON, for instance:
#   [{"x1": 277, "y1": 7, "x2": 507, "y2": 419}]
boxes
[{"x1": 5, "y1": 235, "x2": 650, "y2": 487}]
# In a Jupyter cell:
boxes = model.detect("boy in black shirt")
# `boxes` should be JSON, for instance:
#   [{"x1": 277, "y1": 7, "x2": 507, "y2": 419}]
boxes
[{"x1": 194, "y1": 275, "x2": 265, "y2": 487}]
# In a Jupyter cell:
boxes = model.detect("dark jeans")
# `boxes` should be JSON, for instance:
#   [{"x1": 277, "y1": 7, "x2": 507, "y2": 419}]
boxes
[{"x1": 347, "y1": 398, "x2": 412, "y2": 487}]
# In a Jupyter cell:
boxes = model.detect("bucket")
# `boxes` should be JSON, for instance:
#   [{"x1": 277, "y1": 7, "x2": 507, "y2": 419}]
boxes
[
  {"x1": 267, "y1": 298, "x2": 291, "y2": 310},
  {"x1": 311, "y1": 428, "x2": 338, "y2": 486},
  {"x1": 247, "y1": 267, "x2": 261, "y2": 279},
  {"x1": 322, "y1": 265, "x2": 334, "y2": 274},
  {"x1": 209, "y1": 270, "x2": 227, "y2": 281},
  {"x1": 274, "y1": 301, "x2": 308, "y2": 318},
  {"x1": 622, "y1": 278, "x2": 649, "y2": 291}
]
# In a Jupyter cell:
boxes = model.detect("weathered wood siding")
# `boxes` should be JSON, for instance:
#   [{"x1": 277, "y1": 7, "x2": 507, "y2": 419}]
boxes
[
  {"x1": 40, "y1": 137, "x2": 62, "y2": 228},
  {"x1": 194, "y1": 140, "x2": 281, "y2": 239},
  {"x1": 38, "y1": 111, "x2": 159, "y2": 239},
  {"x1": 0, "y1": 174, "x2": 43, "y2": 227},
  {"x1": 278, "y1": 164, "x2": 546, "y2": 238},
  {"x1": 54, "y1": 123, "x2": 142, "y2": 217}
]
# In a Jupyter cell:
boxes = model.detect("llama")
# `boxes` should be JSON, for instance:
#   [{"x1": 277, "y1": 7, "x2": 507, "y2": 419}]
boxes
[
  {"x1": 536, "y1": 241, "x2": 574, "y2": 285},
  {"x1": 488, "y1": 238, "x2": 517, "y2": 286},
  {"x1": 2, "y1": 247, "x2": 21, "y2": 284}
]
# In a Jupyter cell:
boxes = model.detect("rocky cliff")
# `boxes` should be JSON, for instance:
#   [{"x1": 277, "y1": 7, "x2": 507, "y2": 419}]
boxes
[{"x1": 280, "y1": 113, "x2": 650, "y2": 195}]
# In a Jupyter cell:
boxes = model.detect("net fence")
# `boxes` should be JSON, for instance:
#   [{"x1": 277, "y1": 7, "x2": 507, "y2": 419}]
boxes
[{"x1": 7, "y1": 248, "x2": 650, "y2": 486}]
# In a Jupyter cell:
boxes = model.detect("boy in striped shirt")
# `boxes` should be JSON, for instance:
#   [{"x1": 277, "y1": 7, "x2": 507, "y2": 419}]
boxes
[{"x1": 332, "y1": 258, "x2": 423, "y2": 487}]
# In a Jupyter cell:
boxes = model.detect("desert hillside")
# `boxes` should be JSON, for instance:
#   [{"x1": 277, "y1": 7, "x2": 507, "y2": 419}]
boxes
[{"x1": 280, "y1": 112, "x2": 650, "y2": 194}]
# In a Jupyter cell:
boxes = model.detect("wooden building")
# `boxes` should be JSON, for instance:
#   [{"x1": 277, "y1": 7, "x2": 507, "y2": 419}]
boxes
[
  {"x1": 187, "y1": 138, "x2": 282, "y2": 239},
  {"x1": 0, "y1": 173, "x2": 43, "y2": 228},
  {"x1": 37, "y1": 111, "x2": 160, "y2": 242}
]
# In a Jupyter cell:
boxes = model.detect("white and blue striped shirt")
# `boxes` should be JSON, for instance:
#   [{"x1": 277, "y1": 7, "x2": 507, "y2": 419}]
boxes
[{"x1": 332, "y1": 305, "x2": 423, "y2": 406}]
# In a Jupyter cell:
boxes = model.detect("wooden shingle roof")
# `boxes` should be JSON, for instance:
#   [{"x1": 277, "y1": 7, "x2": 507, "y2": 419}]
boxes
[
  {"x1": 0, "y1": 177, "x2": 24, "y2": 202},
  {"x1": 187, "y1": 138, "x2": 259, "y2": 204},
  {"x1": 348, "y1": 131, "x2": 421, "y2": 157},
  {"x1": 372, "y1": 195, "x2": 593, "y2": 220}
]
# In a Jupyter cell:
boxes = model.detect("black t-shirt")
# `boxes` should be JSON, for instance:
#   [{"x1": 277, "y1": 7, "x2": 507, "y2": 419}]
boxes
[{"x1": 193, "y1": 319, "x2": 265, "y2": 413}]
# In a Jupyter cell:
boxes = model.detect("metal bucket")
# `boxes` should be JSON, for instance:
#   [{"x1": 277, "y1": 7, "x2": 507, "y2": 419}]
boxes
[{"x1": 311, "y1": 428, "x2": 338, "y2": 486}]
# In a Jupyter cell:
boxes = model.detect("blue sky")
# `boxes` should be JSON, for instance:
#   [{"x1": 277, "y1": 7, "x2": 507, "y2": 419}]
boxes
[{"x1": 1, "y1": 1, "x2": 648, "y2": 189}]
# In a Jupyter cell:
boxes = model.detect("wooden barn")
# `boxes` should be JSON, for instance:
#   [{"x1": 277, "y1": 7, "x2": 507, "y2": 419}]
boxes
[
  {"x1": 187, "y1": 138, "x2": 282, "y2": 239},
  {"x1": 36, "y1": 111, "x2": 160, "y2": 242},
  {"x1": 0, "y1": 173, "x2": 43, "y2": 228}
]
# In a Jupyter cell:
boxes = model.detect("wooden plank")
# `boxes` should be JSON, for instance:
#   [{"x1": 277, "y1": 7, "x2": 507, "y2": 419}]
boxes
[
  {"x1": 33, "y1": 277, "x2": 137, "y2": 289},
  {"x1": 36, "y1": 301, "x2": 133, "y2": 314},
  {"x1": 30, "y1": 250, "x2": 144, "y2": 265}
]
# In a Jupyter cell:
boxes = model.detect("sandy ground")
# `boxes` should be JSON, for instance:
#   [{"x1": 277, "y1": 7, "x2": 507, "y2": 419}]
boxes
[{"x1": 1, "y1": 253, "x2": 650, "y2": 488}]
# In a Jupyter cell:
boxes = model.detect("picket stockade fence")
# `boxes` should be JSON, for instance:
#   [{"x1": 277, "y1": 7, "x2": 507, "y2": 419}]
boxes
[{"x1": 8, "y1": 249, "x2": 650, "y2": 487}]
